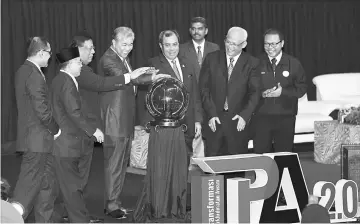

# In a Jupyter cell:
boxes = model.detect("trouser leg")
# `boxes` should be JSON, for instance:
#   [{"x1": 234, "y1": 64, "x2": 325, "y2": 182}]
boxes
[
  {"x1": 103, "y1": 136, "x2": 132, "y2": 212},
  {"x1": 53, "y1": 156, "x2": 90, "y2": 223}
]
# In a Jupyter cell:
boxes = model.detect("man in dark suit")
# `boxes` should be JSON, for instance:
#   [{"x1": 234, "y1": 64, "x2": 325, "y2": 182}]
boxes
[
  {"x1": 12, "y1": 37, "x2": 60, "y2": 223},
  {"x1": 51, "y1": 46, "x2": 104, "y2": 223},
  {"x1": 252, "y1": 28, "x2": 307, "y2": 153},
  {"x1": 98, "y1": 26, "x2": 168, "y2": 219},
  {"x1": 179, "y1": 17, "x2": 220, "y2": 81},
  {"x1": 148, "y1": 29, "x2": 203, "y2": 155},
  {"x1": 199, "y1": 27, "x2": 261, "y2": 156},
  {"x1": 53, "y1": 30, "x2": 134, "y2": 222}
]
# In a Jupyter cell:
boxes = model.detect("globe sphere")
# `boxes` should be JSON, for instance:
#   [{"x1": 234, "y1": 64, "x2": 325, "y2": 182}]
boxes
[{"x1": 145, "y1": 77, "x2": 189, "y2": 127}]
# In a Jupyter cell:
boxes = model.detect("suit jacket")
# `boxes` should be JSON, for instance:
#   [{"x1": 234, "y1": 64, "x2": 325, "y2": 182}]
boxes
[
  {"x1": 76, "y1": 65, "x2": 127, "y2": 128},
  {"x1": 199, "y1": 50, "x2": 261, "y2": 123},
  {"x1": 255, "y1": 52, "x2": 307, "y2": 115},
  {"x1": 97, "y1": 48, "x2": 135, "y2": 138},
  {"x1": 14, "y1": 60, "x2": 59, "y2": 153},
  {"x1": 179, "y1": 40, "x2": 219, "y2": 81},
  {"x1": 51, "y1": 71, "x2": 96, "y2": 157},
  {"x1": 146, "y1": 54, "x2": 203, "y2": 138}
]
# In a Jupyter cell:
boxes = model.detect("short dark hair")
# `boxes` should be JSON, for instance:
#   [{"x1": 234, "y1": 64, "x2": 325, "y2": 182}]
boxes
[
  {"x1": 264, "y1": 28, "x2": 284, "y2": 41},
  {"x1": 26, "y1": 36, "x2": 49, "y2": 57},
  {"x1": 70, "y1": 30, "x2": 92, "y2": 48},
  {"x1": 158, "y1": 30, "x2": 180, "y2": 44},
  {"x1": 190, "y1": 16, "x2": 207, "y2": 28}
]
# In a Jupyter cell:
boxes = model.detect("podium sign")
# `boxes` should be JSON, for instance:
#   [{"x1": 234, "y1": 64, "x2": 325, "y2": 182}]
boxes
[
  {"x1": 192, "y1": 153, "x2": 310, "y2": 223},
  {"x1": 191, "y1": 175, "x2": 224, "y2": 223}
]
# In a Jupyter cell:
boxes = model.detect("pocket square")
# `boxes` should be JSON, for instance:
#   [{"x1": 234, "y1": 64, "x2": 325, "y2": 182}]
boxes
[{"x1": 261, "y1": 71, "x2": 266, "y2": 74}]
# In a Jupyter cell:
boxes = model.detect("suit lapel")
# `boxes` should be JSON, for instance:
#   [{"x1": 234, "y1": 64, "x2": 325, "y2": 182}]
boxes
[
  {"x1": 108, "y1": 48, "x2": 128, "y2": 73},
  {"x1": 221, "y1": 51, "x2": 228, "y2": 80},
  {"x1": 228, "y1": 52, "x2": 248, "y2": 84},
  {"x1": 203, "y1": 41, "x2": 211, "y2": 60},
  {"x1": 178, "y1": 57, "x2": 190, "y2": 88},
  {"x1": 228, "y1": 53, "x2": 249, "y2": 104}
]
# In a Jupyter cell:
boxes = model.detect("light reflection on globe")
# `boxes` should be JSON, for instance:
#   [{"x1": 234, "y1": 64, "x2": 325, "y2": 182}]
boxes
[{"x1": 146, "y1": 77, "x2": 189, "y2": 127}]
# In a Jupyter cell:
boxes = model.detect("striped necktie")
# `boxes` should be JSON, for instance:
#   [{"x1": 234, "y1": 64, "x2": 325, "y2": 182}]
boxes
[
  {"x1": 197, "y1": 46, "x2": 203, "y2": 65},
  {"x1": 224, "y1": 57, "x2": 234, "y2": 110},
  {"x1": 171, "y1": 60, "x2": 181, "y2": 81}
]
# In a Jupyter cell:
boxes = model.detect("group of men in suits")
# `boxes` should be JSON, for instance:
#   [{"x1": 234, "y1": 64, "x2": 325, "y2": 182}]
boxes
[
  {"x1": 11, "y1": 15, "x2": 307, "y2": 223},
  {"x1": 12, "y1": 30, "x2": 166, "y2": 223}
]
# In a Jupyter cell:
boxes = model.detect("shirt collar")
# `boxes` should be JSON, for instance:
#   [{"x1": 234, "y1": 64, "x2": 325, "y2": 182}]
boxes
[
  {"x1": 165, "y1": 56, "x2": 180, "y2": 66},
  {"x1": 60, "y1": 69, "x2": 78, "y2": 91},
  {"x1": 268, "y1": 51, "x2": 283, "y2": 65},
  {"x1": 110, "y1": 46, "x2": 125, "y2": 61},
  {"x1": 226, "y1": 52, "x2": 241, "y2": 65},
  {"x1": 192, "y1": 39, "x2": 205, "y2": 50}
]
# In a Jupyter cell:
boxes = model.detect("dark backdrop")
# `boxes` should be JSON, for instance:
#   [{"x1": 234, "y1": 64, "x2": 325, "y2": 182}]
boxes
[{"x1": 2, "y1": 0, "x2": 360, "y2": 145}]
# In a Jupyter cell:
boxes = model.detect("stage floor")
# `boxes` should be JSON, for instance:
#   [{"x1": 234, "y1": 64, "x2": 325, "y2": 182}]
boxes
[{"x1": 0, "y1": 147, "x2": 346, "y2": 223}]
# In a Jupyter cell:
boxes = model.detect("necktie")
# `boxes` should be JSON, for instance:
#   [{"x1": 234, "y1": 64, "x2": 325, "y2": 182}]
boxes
[
  {"x1": 224, "y1": 57, "x2": 234, "y2": 110},
  {"x1": 271, "y1": 58, "x2": 277, "y2": 74},
  {"x1": 197, "y1": 46, "x2": 203, "y2": 65},
  {"x1": 171, "y1": 60, "x2": 181, "y2": 81},
  {"x1": 123, "y1": 58, "x2": 132, "y2": 72}
]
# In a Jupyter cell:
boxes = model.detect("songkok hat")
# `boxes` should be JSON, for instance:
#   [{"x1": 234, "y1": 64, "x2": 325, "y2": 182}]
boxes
[
  {"x1": 74, "y1": 29, "x2": 92, "y2": 39},
  {"x1": 56, "y1": 46, "x2": 80, "y2": 63}
]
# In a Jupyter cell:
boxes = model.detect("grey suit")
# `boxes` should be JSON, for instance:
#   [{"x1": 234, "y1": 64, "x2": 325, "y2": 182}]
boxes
[
  {"x1": 98, "y1": 48, "x2": 135, "y2": 212},
  {"x1": 179, "y1": 40, "x2": 219, "y2": 81}
]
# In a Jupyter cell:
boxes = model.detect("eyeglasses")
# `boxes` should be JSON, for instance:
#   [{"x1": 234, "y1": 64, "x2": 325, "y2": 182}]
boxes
[
  {"x1": 224, "y1": 39, "x2": 245, "y2": 47},
  {"x1": 42, "y1": 49, "x2": 52, "y2": 55},
  {"x1": 82, "y1": 45, "x2": 95, "y2": 51},
  {"x1": 264, "y1": 40, "x2": 282, "y2": 48}
]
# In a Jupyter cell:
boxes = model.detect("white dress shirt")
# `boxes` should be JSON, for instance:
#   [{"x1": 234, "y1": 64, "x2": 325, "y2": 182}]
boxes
[
  {"x1": 268, "y1": 51, "x2": 283, "y2": 66},
  {"x1": 226, "y1": 52, "x2": 241, "y2": 67},
  {"x1": 192, "y1": 39, "x2": 205, "y2": 58}
]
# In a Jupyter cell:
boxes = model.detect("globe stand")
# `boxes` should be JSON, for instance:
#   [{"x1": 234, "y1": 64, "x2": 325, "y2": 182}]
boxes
[{"x1": 145, "y1": 120, "x2": 187, "y2": 132}]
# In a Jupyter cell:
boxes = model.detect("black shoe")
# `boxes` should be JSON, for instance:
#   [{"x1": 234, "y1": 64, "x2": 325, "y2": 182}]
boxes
[
  {"x1": 89, "y1": 216, "x2": 104, "y2": 223},
  {"x1": 104, "y1": 209, "x2": 127, "y2": 219},
  {"x1": 60, "y1": 216, "x2": 69, "y2": 223},
  {"x1": 120, "y1": 207, "x2": 134, "y2": 214}
]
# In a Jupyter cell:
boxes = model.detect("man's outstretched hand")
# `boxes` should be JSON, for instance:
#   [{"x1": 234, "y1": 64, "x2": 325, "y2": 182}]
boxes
[{"x1": 131, "y1": 67, "x2": 170, "y2": 85}]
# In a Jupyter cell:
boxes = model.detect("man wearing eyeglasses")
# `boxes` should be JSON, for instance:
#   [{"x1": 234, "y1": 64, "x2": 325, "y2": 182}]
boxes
[
  {"x1": 251, "y1": 28, "x2": 307, "y2": 154},
  {"x1": 13, "y1": 37, "x2": 60, "y2": 222},
  {"x1": 52, "y1": 30, "x2": 141, "y2": 223},
  {"x1": 199, "y1": 27, "x2": 261, "y2": 156}
]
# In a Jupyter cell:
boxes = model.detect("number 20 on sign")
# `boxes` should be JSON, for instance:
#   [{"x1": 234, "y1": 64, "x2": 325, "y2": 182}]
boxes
[{"x1": 313, "y1": 179, "x2": 359, "y2": 223}]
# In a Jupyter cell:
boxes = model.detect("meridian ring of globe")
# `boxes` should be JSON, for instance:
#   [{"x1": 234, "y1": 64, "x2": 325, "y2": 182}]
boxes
[{"x1": 150, "y1": 83, "x2": 185, "y2": 116}]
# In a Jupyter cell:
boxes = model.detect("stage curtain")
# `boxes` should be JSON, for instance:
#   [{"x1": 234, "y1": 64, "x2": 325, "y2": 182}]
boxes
[{"x1": 2, "y1": 0, "x2": 360, "y2": 147}]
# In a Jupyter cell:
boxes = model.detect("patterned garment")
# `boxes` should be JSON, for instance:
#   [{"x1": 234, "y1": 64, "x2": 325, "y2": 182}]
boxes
[{"x1": 314, "y1": 120, "x2": 360, "y2": 164}]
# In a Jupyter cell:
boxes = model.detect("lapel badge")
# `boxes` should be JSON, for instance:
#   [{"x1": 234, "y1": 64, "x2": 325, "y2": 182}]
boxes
[
  {"x1": 282, "y1": 71, "x2": 289, "y2": 77},
  {"x1": 261, "y1": 71, "x2": 265, "y2": 75}
]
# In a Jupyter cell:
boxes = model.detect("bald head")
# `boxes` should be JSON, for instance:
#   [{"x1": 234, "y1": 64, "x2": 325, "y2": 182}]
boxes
[
  {"x1": 227, "y1": 27, "x2": 248, "y2": 41},
  {"x1": 225, "y1": 27, "x2": 248, "y2": 57}
]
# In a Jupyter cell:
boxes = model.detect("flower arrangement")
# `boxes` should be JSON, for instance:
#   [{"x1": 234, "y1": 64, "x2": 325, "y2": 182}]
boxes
[{"x1": 343, "y1": 105, "x2": 360, "y2": 125}]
